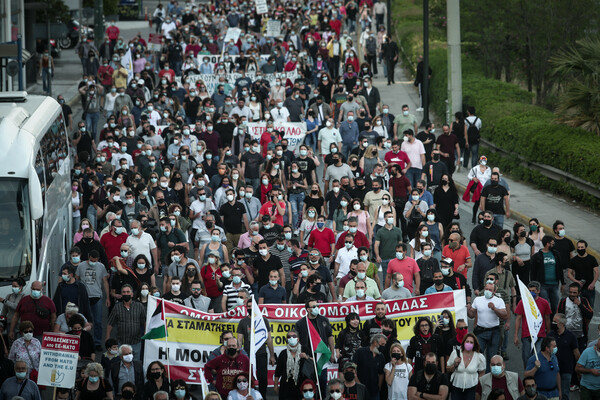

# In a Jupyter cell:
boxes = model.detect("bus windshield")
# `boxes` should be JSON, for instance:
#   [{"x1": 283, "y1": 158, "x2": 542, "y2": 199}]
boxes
[{"x1": 0, "y1": 179, "x2": 32, "y2": 280}]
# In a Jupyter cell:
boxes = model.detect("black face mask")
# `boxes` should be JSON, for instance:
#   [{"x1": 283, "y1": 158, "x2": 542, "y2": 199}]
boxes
[
  {"x1": 122, "y1": 392, "x2": 135, "y2": 400},
  {"x1": 344, "y1": 371, "x2": 355, "y2": 382},
  {"x1": 391, "y1": 353, "x2": 402, "y2": 360},
  {"x1": 483, "y1": 219, "x2": 493, "y2": 227},
  {"x1": 349, "y1": 270, "x2": 357, "y2": 277},
  {"x1": 311, "y1": 190, "x2": 318, "y2": 195},
  {"x1": 577, "y1": 249, "x2": 586, "y2": 256},
  {"x1": 519, "y1": 231, "x2": 527, "y2": 238},
  {"x1": 424, "y1": 363, "x2": 437, "y2": 375},
  {"x1": 382, "y1": 330, "x2": 392, "y2": 336},
  {"x1": 491, "y1": 180, "x2": 499, "y2": 187},
  {"x1": 433, "y1": 154, "x2": 440, "y2": 161},
  {"x1": 150, "y1": 372, "x2": 162, "y2": 380},
  {"x1": 186, "y1": 270, "x2": 196, "y2": 277},
  {"x1": 121, "y1": 294, "x2": 132, "y2": 302},
  {"x1": 226, "y1": 347, "x2": 238, "y2": 356},
  {"x1": 434, "y1": 279, "x2": 444, "y2": 286},
  {"x1": 551, "y1": 322, "x2": 558, "y2": 331}
]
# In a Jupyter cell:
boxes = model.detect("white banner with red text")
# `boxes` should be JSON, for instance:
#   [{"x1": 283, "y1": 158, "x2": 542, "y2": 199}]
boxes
[
  {"x1": 143, "y1": 290, "x2": 466, "y2": 385},
  {"x1": 246, "y1": 121, "x2": 307, "y2": 152}
]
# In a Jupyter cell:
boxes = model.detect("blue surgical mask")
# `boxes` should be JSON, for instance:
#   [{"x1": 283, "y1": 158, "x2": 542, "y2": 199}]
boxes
[
  {"x1": 89, "y1": 376, "x2": 99, "y2": 383},
  {"x1": 491, "y1": 365, "x2": 502, "y2": 376},
  {"x1": 175, "y1": 389, "x2": 186, "y2": 399},
  {"x1": 316, "y1": 222, "x2": 324, "y2": 229},
  {"x1": 31, "y1": 290, "x2": 42, "y2": 299},
  {"x1": 15, "y1": 372, "x2": 26, "y2": 379},
  {"x1": 530, "y1": 290, "x2": 537, "y2": 298}
]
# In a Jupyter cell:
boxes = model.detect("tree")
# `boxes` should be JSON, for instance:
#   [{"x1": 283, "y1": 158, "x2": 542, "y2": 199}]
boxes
[{"x1": 551, "y1": 38, "x2": 600, "y2": 136}]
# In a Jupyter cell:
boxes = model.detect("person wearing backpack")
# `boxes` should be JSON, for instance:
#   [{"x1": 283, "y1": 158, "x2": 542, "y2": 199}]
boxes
[
  {"x1": 365, "y1": 32, "x2": 379, "y2": 76},
  {"x1": 464, "y1": 106, "x2": 482, "y2": 169}
]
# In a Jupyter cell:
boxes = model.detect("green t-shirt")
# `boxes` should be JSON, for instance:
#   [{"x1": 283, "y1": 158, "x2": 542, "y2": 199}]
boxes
[
  {"x1": 543, "y1": 251, "x2": 557, "y2": 285},
  {"x1": 375, "y1": 226, "x2": 403, "y2": 260},
  {"x1": 393, "y1": 114, "x2": 417, "y2": 134}
]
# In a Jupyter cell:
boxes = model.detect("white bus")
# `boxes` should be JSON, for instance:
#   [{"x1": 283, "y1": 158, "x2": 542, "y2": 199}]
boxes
[{"x1": 0, "y1": 91, "x2": 72, "y2": 298}]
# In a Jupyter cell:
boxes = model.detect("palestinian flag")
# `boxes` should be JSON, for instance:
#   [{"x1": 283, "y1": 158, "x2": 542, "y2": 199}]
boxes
[
  {"x1": 307, "y1": 319, "x2": 331, "y2": 375},
  {"x1": 142, "y1": 299, "x2": 166, "y2": 340}
]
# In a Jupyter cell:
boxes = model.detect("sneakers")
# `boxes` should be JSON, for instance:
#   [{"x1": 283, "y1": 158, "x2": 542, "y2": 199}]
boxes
[
  {"x1": 416, "y1": 107, "x2": 424, "y2": 112},
  {"x1": 570, "y1": 385, "x2": 579, "y2": 392}
]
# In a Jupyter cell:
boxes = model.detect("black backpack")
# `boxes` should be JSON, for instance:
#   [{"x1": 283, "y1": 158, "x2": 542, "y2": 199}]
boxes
[
  {"x1": 466, "y1": 117, "x2": 480, "y2": 145},
  {"x1": 366, "y1": 37, "x2": 377, "y2": 56}
]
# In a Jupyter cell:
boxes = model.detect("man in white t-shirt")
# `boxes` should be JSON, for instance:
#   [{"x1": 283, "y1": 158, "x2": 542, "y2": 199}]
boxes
[
  {"x1": 467, "y1": 282, "x2": 507, "y2": 372},
  {"x1": 401, "y1": 129, "x2": 426, "y2": 188},
  {"x1": 317, "y1": 117, "x2": 342, "y2": 158},
  {"x1": 271, "y1": 100, "x2": 291, "y2": 123},
  {"x1": 126, "y1": 220, "x2": 159, "y2": 269},
  {"x1": 334, "y1": 233, "x2": 359, "y2": 281}
]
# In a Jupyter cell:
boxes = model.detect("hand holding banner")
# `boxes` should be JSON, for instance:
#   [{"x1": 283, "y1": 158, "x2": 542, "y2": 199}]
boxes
[{"x1": 517, "y1": 276, "x2": 544, "y2": 354}]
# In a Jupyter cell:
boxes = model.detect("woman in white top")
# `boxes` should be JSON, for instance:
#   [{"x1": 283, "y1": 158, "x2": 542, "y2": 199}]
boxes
[
  {"x1": 372, "y1": 115, "x2": 388, "y2": 138},
  {"x1": 446, "y1": 333, "x2": 486, "y2": 400},
  {"x1": 466, "y1": 155, "x2": 491, "y2": 223},
  {"x1": 103, "y1": 87, "x2": 118, "y2": 116},
  {"x1": 227, "y1": 372, "x2": 262, "y2": 400},
  {"x1": 384, "y1": 342, "x2": 412, "y2": 400},
  {"x1": 71, "y1": 181, "x2": 83, "y2": 235},
  {"x1": 269, "y1": 79, "x2": 286, "y2": 103},
  {"x1": 528, "y1": 217, "x2": 545, "y2": 253},
  {"x1": 248, "y1": 94, "x2": 263, "y2": 121},
  {"x1": 371, "y1": 193, "x2": 396, "y2": 236},
  {"x1": 409, "y1": 224, "x2": 435, "y2": 261}
]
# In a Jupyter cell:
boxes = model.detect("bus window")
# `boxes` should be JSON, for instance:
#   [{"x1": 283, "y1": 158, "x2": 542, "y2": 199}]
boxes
[{"x1": 0, "y1": 179, "x2": 33, "y2": 279}]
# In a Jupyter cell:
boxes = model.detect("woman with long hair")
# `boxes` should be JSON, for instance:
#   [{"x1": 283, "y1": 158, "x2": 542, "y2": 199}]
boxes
[
  {"x1": 384, "y1": 343, "x2": 412, "y2": 400},
  {"x1": 144, "y1": 361, "x2": 170, "y2": 400},
  {"x1": 406, "y1": 317, "x2": 444, "y2": 374},
  {"x1": 433, "y1": 173, "x2": 459, "y2": 228},
  {"x1": 335, "y1": 312, "x2": 365, "y2": 371},
  {"x1": 446, "y1": 333, "x2": 486, "y2": 400},
  {"x1": 274, "y1": 330, "x2": 304, "y2": 400},
  {"x1": 359, "y1": 144, "x2": 380, "y2": 178},
  {"x1": 511, "y1": 222, "x2": 534, "y2": 290}
]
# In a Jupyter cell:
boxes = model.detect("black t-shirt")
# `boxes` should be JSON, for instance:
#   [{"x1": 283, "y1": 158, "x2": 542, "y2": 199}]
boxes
[
  {"x1": 408, "y1": 370, "x2": 449, "y2": 394},
  {"x1": 470, "y1": 224, "x2": 501, "y2": 254},
  {"x1": 297, "y1": 288, "x2": 326, "y2": 304},
  {"x1": 237, "y1": 316, "x2": 270, "y2": 354},
  {"x1": 296, "y1": 156, "x2": 316, "y2": 185},
  {"x1": 240, "y1": 151, "x2": 263, "y2": 179},
  {"x1": 259, "y1": 224, "x2": 282, "y2": 246},
  {"x1": 406, "y1": 334, "x2": 444, "y2": 374},
  {"x1": 220, "y1": 201, "x2": 247, "y2": 234},
  {"x1": 253, "y1": 255, "x2": 283, "y2": 288},
  {"x1": 569, "y1": 254, "x2": 599, "y2": 284},
  {"x1": 554, "y1": 237, "x2": 575, "y2": 270},
  {"x1": 416, "y1": 131, "x2": 436, "y2": 161},
  {"x1": 480, "y1": 185, "x2": 509, "y2": 214},
  {"x1": 303, "y1": 196, "x2": 325, "y2": 214},
  {"x1": 352, "y1": 346, "x2": 385, "y2": 396},
  {"x1": 163, "y1": 291, "x2": 187, "y2": 305}
]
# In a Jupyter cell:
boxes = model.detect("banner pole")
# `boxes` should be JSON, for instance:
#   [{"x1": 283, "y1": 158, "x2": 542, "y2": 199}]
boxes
[
  {"x1": 162, "y1": 299, "x2": 172, "y2": 377},
  {"x1": 306, "y1": 317, "x2": 322, "y2": 390}
]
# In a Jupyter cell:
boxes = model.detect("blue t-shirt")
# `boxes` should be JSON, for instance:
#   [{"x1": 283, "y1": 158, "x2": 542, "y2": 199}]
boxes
[
  {"x1": 258, "y1": 284, "x2": 287, "y2": 304},
  {"x1": 424, "y1": 284, "x2": 453, "y2": 294},
  {"x1": 578, "y1": 346, "x2": 600, "y2": 390},
  {"x1": 543, "y1": 251, "x2": 557, "y2": 285},
  {"x1": 526, "y1": 354, "x2": 560, "y2": 397}
]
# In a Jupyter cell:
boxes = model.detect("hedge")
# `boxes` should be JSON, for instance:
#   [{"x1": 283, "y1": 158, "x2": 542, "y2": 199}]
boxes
[{"x1": 393, "y1": 6, "x2": 600, "y2": 207}]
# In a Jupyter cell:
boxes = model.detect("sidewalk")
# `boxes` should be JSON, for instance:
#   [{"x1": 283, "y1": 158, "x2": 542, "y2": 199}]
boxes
[{"x1": 373, "y1": 62, "x2": 600, "y2": 259}]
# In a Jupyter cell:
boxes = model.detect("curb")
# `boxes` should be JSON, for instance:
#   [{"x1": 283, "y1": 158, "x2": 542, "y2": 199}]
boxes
[{"x1": 454, "y1": 182, "x2": 600, "y2": 260}]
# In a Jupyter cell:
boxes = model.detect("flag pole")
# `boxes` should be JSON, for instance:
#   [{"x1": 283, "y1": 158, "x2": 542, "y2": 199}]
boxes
[
  {"x1": 306, "y1": 317, "x2": 322, "y2": 390},
  {"x1": 249, "y1": 296, "x2": 256, "y2": 386},
  {"x1": 162, "y1": 299, "x2": 172, "y2": 377},
  {"x1": 532, "y1": 341, "x2": 539, "y2": 361}
]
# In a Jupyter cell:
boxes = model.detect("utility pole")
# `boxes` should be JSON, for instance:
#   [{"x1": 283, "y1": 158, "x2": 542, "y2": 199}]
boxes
[
  {"x1": 94, "y1": 0, "x2": 104, "y2": 48},
  {"x1": 447, "y1": 0, "x2": 462, "y2": 120},
  {"x1": 419, "y1": 0, "x2": 429, "y2": 127},
  {"x1": 386, "y1": 0, "x2": 391, "y2": 35},
  {"x1": 46, "y1": 0, "x2": 52, "y2": 96}
]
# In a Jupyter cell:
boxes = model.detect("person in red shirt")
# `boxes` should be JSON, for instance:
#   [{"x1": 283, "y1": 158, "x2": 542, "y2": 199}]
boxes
[
  {"x1": 384, "y1": 140, "x2": 411, "y2": 172},
  {"x1": 204, "y1": 338, "x2": 250, "y2": 398},
  {"x1": 442, "y1": 232, "x2": 472, "y2": 278},
  {"x1": 258, "y1": 188, "x2": 286, "y2": 226},
  {"x1": 329, "y1": 19, "x2": 342, "y2": 37},
  {"x1": 100, "y1": 219, "x2": 128, "y2": 260},
  {"x1": 260, "y1": 121, "x2": 279, "y2": 157},
  {"x1": 10, "y1": 280, "x2": 57, "y2": 338},
  {"x1": 335, "y1": 219, "x2": 370, "y2": 250},
  {"x1": 385, "y1": 243, "x2": 421, "y2": 295},
  {"x1": 105, "y1": 21, "x2": 120, "y2": 43},
  {"x1": 513, "y1": 280, "x2": 552, "y2": 367},
  {"x1": 97, "y1": 61, "x2": 114, "y2": 89},
  {"x1": 308, "y1": 216, "x2": 335, "y2": 260},
  {"x1": 157, "y1": 63, "x2": 175, "y2": 83}
]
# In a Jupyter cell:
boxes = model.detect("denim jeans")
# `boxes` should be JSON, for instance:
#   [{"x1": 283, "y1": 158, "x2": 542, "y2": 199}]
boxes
[
  {"x1": 85, "y1": 111, "x2": 100, "y2": 141},
  {"x1": 131, "y1": 341, "x2": 142, "y2": 360},
  {"x1": 521, "y1": 336, "x2": 543, "y2": 368},
  {"x1": 90, "y1": 298, "x2": 103, "y2": 346},
  {"x1": 42, "y1": 67, "x2": 51, "y2": 93},
  {"x1": 463, "y1": 143, "x2": 479, "y2": 168},
  {"x1": 405, "y1": 167, "x2": 422, "y2": 188},
  {"x1": 540, "y1": 283, "x2": 560, "y2": 313},
  {"x1": 560, "y1": 373, "x2": 572, "y2": 400},
  {"x1": 380, "y1": 259, "x2": 391, "y2": 287},
  {"x1": 493, "y1": 214, "x2": 505, "y2": 228},
  {"x1": 342, "y1": 143, "x2": 355, "y2": 160},
  {"x1": 476, "y1": 328, "x2": 499, "y2": 372},
  {"x1": 289, "y1": 192, "x2": 305, "y2": 229},
  {"x1": 305, "y1": 131, "x2": 318, "y2": 153},
  {"x1": 347, "y1": 18, "x2": 356, "y2": 33},
  {"x1": 245, "y1": 177, "x2": 260, "y2": 195},
  {"x1": 86, "y1": 205, "x2": 97, "y2": 231},
  {"x1": 582, "y1": 288, "x2": 596, "y2": 309},
  {"x1": 72, "y1": 216, "x2": 81, "y2": 235}
]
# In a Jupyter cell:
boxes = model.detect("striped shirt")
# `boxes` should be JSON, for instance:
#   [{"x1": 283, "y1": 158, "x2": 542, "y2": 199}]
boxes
[
  {"x1": 222, "y1": 283, "x2": 252, "y2": 310},
  {"x1": 107, "y1": 300, "x2": 146, "y2": 344}
]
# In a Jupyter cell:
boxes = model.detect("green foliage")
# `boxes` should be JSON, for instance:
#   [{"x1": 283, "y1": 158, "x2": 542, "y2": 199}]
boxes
[
  {"x1": 551, "y1": 37, "x2": 600, "y2": 135},
  {"x1": 82, "y1": 0, "x2": 119, "y2": 16},
  {"x1": 35, "y1": 0, "x2": 71, "y2": 23}
]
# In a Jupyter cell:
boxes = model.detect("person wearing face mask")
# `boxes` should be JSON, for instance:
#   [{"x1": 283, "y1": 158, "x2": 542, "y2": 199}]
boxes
[
  {"x1": 156, "y1": 216, "x2": 189, "y2": 279},
  {"x1": 274, "y1": 328, "x2": 306, "y2": 399},
  {"x1": 143, "y1": 362, "x2": 169, "y2": 400},
  {"x1": 183, "y1": 280, "x2": 211, "y2": 312},
  {"x1": 407, "y1": 353, "x2": 449, "y2": 400},
  {"x1": 440, "y1": 258, "x2": 472, "y2": 303},
  {"x1": 393, "y1": 105, "x2": 418, "y2": 140},
  {"x1": 513, "y1": 281, "x2": 553, "y2": 368},
  {"x1": 221, "y1": 268, "x2": 253, "y2": 311},
  {"x1": 100, "y1": 338, "x2": 120, "y2": 376},
  {"x1": 381, "y1": 273, "x2": 412, "y2": 300},
  {"x1": 7, "y1": 321, "x2": 41, "y2": 376},
  {"x1": 476, "y1": 355, "x2": 524, "y2": 400},
  {"x1": 424, "y1": 270, "x2": 453, "y2": 294},
  {"x1": 445, "y1": 333, "x2": 486, "y2": 400},
  {"x1": 0, "y1": 277, "x2": 25, "y2": 338},
  {"x1": 551, "y1": 220, "x2": 576, "y2": 275},
  {"x1": 318, "y1": 117, "x2": 342, "y2": 161},
  {"x1": 530, "y1": 235, "x2": 564, "y2": 314},
  {"x1": 470, "y1": 211, "x2": 502, "y2": 257},
  {"x1": 339, "y1": 362, "x2": 368, "y2": 400},
  {"x1": 228, "y1": 372, "x2": 263, "y2": 400},
  {"x1": 166, "y1": 247, "x2": 198, "y2": 290},
  {"x1": 0, "y1": 360, "x2": 41, "y2": 400},
  {"x1": 479, "y1": 172, "x2": 510, "y2": 228},
  {"x1": 524, "y1": 337, "x2": 561, "y2": 400},
  {"x1": 105, "y1": 287, "x2": 146, "y2": 359},
  {"x1": 547, "y1": 313, "x2": 580, "y2": 400},
  {"x1": 385, "y1": 243, "x2": 420, "y2": 295},
  {"x1": 558, "y1": 282, "x2": 593, "y2": 356},
  {"x1": 162, "y1": 276, "x2": 186, "y2": 305},
  {"x1": 10, "y1": 281, "x2": 57, "y2": 340},
  {"x1": 204, "y1": 337, "x2": 251, "y2": 398},
  {"x1": 352, "y1": 333, "x2": 387, "y2": 400},
  {"x1": 465, "y1": 155, "x2": 491, "y2": 223},
  {"x1": 52, "y1": 264, "x2": 93, "y2": 322},
  {"x1": 467, "y1": 282, "x2": 507, "y2": 372},
  {"x1": 335, "y1": 313, "x2": 366, "y2": 372},
  {"x1": 100, "y1": 218, "x2": 129, "y2": 260}
]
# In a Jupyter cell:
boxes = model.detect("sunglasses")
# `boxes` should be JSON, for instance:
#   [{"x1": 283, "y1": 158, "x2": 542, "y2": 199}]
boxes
[
  {"x1": 23, "y1": 330, "x2": 33, "y2": 334},
  {"x1": 237, "y1": 379, "x2": 248, "y2": 383},
  {"x1": 302, "y1": 390, "x2": 314, "y2": 393}
]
